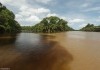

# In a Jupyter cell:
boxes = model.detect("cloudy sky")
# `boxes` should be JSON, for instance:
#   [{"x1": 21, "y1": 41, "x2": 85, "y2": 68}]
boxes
[{"x1": 0, "y1": 0, "x2": 100, "y2": 29}]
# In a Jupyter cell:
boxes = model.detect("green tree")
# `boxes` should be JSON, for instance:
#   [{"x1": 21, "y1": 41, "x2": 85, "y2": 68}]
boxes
[
  {"x1": 32, "y1": 16, "x2": 73, "y2": 33},
  {"x1": 80, "y1": 23, "x2": 100, "y2": 32},
  {"x1": 0, "y1": 3, "x2": 21, "y2": 33}
]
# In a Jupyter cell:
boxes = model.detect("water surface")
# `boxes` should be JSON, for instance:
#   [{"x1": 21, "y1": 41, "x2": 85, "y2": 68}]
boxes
[
  {"x1": 0, "y1": 33, "x2": 73, "y2": 70},
  {"x1": 0, "y1": 31, "x2": 100, "y2": 70},
  {"x1": 53, "y1": 31, "x2": 100, "y2": 70}
]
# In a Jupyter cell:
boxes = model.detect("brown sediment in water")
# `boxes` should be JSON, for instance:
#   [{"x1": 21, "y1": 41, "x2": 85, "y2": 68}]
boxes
[
  {"x1": 0, "y1": 33, "x2": 73, "y2": 70},
  {"x1": 52, "y1": 32, "x2": 100, "y2": 70},
  {"x1": 1, "y1": 32, "x2": 100, "y2": 70}
]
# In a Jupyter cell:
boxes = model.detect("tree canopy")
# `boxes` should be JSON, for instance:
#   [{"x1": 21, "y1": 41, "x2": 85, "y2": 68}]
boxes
[
  {"x1": 80, "y1": 23, "x2": 100, "y2": 32},
  {"x1": 32, "y1": 16, "x2": 73, "y2": 33},
  {"x1": 21, "y1": 26, "x2": 32, "y2": 32},
  {"x1": 0, "y1": 3, "x2": 21, "y2": 33}
]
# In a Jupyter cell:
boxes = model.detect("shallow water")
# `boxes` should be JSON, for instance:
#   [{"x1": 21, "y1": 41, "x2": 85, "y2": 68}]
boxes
[{"x1": 0, "y1": 31, "x2": 100, "y2": 70}]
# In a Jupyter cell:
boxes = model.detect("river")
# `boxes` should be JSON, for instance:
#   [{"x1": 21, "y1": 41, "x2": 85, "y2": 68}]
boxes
[{"x1": 0, "y1": 31, "x2": 100, "y2": 70}]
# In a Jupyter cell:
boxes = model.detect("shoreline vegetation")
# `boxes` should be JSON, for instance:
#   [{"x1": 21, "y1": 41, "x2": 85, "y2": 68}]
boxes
[
  {"x1": 0, "y1": 3, "x2": 21, "y2": 34},
  {"x1": 22, "y1": 16, "x2": 74, "y2": 33},
  {"x1": 21, "y1": 23, "x2": 100, "y2": 33},
  {"x1": 80, "y1": 24, "x2": 100, "y2": 32},
  {"x1": 0, "y1": 3, "x2": 100, "y2": 34}
]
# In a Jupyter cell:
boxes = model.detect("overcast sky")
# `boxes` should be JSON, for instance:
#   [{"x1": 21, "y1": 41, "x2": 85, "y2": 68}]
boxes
[{"x1": 0, "y1": 0, "x2": 100, "y2": 29}]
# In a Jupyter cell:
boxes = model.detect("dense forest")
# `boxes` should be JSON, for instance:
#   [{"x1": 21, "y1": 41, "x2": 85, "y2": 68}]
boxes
[
  {"x1": 80, "y1": 24, "x2": 100, "y2": 32},
  {"x1": 21, "y1": 26, "x2": 32, "y2": 32},
  {"x1": 31, "y1": 16, "x2": 73, "y2": 33},
  {"x1": 0, "y1": 3, "x2": 21, "y2": 33}
]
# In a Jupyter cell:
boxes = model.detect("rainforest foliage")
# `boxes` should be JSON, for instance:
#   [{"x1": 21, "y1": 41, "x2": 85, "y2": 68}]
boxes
[
  {"x1": 0, "y1": 3, "x2": 21, "y2": 33},
  {"x1": 80, "y1": 24, "x2": 100, "y2": 32},
  {"x1": 21, "y1": 26, "x2": 32, "y2": 32},
  {"x1": 32, "y1": 16, "x2": 73, "y2": 33}
]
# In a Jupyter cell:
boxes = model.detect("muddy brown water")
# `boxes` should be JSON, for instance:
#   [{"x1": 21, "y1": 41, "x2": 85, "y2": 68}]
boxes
[{"x1": 0, "y1": 31, "x2": 100, "y2": 70}]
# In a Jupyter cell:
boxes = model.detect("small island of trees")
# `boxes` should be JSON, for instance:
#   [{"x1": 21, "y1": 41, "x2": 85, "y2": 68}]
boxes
[
  {"x1": 21, "y1": 16, "x2": 74, "y2": 33},
  {"x1": 31, "y1": 16, "x2": 74, "y2": 33}
]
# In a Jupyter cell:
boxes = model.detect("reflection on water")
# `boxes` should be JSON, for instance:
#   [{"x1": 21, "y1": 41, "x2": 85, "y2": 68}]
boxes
[
  {"x1": 0, "y1": 33, "x2": 73, "y2": 70},
  {"x1": 0, "y1": 34, "x2": 18, "y2": 46}
]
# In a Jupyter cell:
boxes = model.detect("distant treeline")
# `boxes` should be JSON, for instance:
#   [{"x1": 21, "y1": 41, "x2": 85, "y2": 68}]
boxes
[
  {"x1": 0, "y1": 3, "x2": 21, "y2": 34},
  {"x1": 22, "y1": 23, "x2": 100, "y2": 32},
  {"x1": 21, "y1": 26, "x2": 32, "y2": 32},
  {"x1": 80, "y1": 24, "x2": 100, "y2": 32}
]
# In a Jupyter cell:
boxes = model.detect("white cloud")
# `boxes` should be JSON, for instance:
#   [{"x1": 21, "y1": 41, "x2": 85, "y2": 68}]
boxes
[
  {"x1": 0, "y1": 0, "x2": 51, "y2": 26},
  {"x1": 69, "y1": 18, "x2": 85, "y2": 23},
  {"x1": 26, "y1": 15, "x2": 40, "y2": 22},
  {"x1": 0, "y1": 0, "x2": 28, "y2": 7},
  {"x1": 0, "y1": 0, "x2": 12, "y2": 4},
  {"x1": 20, "y1": 5, "x2": 28, "y2": 11},
  {"x1": 16, "y1": 14, "x2": 40, "y2": 26},
  {"x1": 36, "y1": 8, "x2": 50, "y2": 14},
  {"x1": 35, "y1": 0, "x2": 52, "y2": 4},
  {"x1": 47, "y1": 13, "x2": 58, "y2": 17},
  {"x1": 19, "y1": 6, "x2": 50, "y2": 16},
  {"x1": 79, "y1": 23, "x2": 87, "y2": 28},
  {"x1": 15, "y1": 5, "x2": 50, "y2": 26},
  {"x1": 16, "y1": 14, "x2": 23, "y2": 19}
]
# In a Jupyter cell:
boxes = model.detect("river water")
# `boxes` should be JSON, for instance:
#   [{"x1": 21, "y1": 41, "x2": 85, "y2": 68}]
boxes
[{"x1": 0, "y1": 31, "x2": 100, "y2": 70}]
